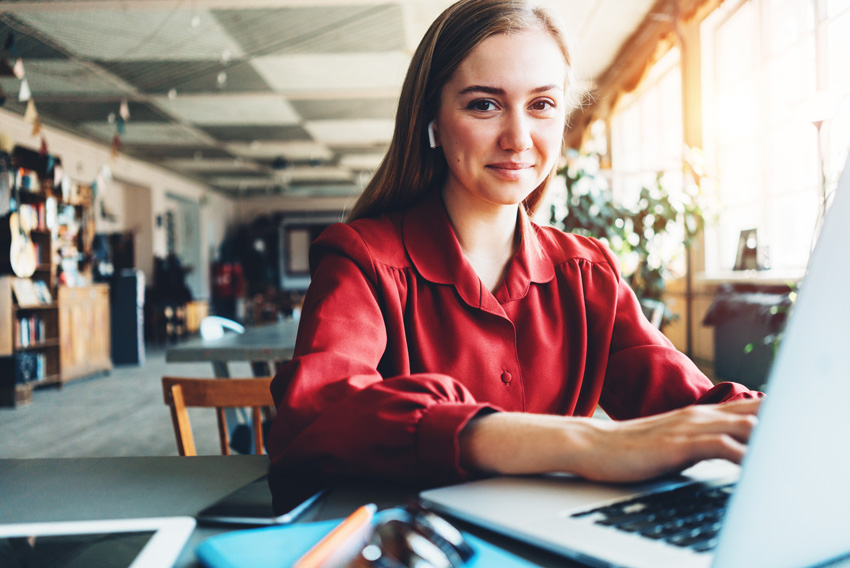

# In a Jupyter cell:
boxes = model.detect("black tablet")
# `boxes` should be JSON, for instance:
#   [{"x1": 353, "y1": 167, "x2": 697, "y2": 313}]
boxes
[{"x1": 196, "y1": 475, "x2": 324, "y2": 526}]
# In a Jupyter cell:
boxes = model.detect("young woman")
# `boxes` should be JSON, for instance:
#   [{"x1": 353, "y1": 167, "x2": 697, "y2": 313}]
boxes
[{"x1": 267, "y1": 0, "x2": 761, "y2": 492}]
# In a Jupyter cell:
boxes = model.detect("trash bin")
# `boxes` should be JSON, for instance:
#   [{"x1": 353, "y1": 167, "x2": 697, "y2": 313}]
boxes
[{"x1": 703, "y1": 284, "x2": 794, "y2": 390}]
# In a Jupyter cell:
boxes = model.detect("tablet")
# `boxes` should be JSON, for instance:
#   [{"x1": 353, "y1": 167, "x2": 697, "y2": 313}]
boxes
[
  {"x1": 196, "y1": 475, "x2": 324, "y2": 526},
  {"x1": 0, "y1": 516, "x2": 196, "y2": 568}
]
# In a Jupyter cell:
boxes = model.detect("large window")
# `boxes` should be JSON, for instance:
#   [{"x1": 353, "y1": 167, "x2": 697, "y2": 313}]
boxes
[
  {"x1": 701, "y1": 0, "x2": 850, "y2": 273},
  {"x1": 609, "y1": 47, "x2": 688, "y2": 276},
  {"x1": 611, "y1": 47, "x2": 683, "y2": 210}
]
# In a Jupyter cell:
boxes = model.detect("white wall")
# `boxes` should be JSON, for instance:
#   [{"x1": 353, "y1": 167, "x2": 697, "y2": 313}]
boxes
[{"x1": 0, "y1": 108, "x2": 238, "y2": 299}]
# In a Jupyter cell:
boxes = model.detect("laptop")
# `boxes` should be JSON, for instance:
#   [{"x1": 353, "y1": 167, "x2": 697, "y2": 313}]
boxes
[{"x1": 421, "y1": 154, "x2": 850, "y2": 568}]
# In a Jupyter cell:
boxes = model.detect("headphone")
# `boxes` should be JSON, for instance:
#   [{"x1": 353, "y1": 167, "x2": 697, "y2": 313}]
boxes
[{"x1": 427, "y1": 120, "x2": 437, "y2": 149}]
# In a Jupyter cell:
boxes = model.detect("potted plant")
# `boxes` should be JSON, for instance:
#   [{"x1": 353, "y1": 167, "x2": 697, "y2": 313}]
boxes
[{"x1": 548, "y1": 148, "x2": 714, "y2": 330}]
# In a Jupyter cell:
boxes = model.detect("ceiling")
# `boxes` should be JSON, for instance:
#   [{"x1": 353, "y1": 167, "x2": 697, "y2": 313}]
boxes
[{"x1": 0, "y1": 0, "x2": 656, "y2": 199}]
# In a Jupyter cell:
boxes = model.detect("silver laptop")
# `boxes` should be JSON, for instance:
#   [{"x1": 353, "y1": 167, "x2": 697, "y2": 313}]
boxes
[{"x1": 421, "y1": 154, "x2": 850, "y2": 568}]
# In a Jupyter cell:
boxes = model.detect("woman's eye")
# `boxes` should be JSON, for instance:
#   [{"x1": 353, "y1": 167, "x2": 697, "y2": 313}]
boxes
[
  {"x1": 530, "y1": 100, "x2": 555, "y2": 111},
  {"x1": 467, "y1": 100, "x2": 497, "y2": 112}
]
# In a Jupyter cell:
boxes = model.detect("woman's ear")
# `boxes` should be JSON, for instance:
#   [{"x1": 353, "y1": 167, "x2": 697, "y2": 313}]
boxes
[{"x1": 427, "y1": 120, "x2": 438, "y2": 149}]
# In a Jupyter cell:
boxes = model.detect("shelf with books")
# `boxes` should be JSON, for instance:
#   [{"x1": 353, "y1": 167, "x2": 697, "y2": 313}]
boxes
[{"x1": 0, "y1": 146, "x2": 62, "y2": 405}]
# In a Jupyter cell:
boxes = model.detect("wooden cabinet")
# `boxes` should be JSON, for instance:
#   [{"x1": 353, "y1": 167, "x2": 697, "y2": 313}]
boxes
[{"x1": 58, "y1": 284, "x2": 112, "y2": 383}]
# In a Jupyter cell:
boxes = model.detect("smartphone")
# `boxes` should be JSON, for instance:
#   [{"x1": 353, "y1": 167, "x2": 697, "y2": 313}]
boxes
[{"x1": 196, "y1": 475, "x2": 324, "y2": 526}]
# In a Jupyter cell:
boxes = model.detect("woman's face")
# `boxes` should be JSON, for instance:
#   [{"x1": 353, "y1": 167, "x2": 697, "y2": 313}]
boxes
[{"x1": 435, "y1": 30, "x2": 567, "y2": 212}]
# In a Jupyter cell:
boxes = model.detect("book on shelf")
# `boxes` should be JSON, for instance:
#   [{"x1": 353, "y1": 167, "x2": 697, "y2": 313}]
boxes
[
  {"x1": 11, "y1": 278, "x2": 41, "y2": 307},
  {"x1": 15, "y1": 314, "x2": 46, "y2": 347}
]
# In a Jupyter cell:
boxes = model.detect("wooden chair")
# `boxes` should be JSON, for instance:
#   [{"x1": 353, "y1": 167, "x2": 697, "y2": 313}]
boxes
[{"x1": 161, "y1": 376, "x2": 275, "y2": 456}]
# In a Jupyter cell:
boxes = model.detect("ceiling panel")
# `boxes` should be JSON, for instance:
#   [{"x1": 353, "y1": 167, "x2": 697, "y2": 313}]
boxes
[
  {"x1": 290, "y1": 97, "x2": 397, "y2": 121},
  {"x1": 35, "y1": 100, "x2": 167, "y2": 125},
  {"x1": 98, "y1": 60, "x2": 273, "y2": 95},
  {"x1": 226, "y1": 141, "x2": 334, "y2": 161},
  {"x1": 198, "y1": 124, "x2": 312, "y2": 142},
  {"x1": 0, "y1": 16, "x2": 67, "y2": 59},
  {"x1": 81, "y1": 122, "x2": 212, "y2": 145},
  {"x1": 303, "y1": 118, "x2": 395, "y2": 145},
  {"x1": 154, "y1": 94, "x2": 300, "y2": 125},
  {"x1": 250, "y1": 52, "x2": 410, "y2": 93},
  {"x1": 214, "y1": 4, "x2": 406, "y2": 56},
  {"x1": 122, "y1": 144, "x2": 235, "y2": 161},
  {"x1": 163, "y1": 157, "x2": 266, "y2": 173},
  {"x1": 0, "y1": 59, "x2": 134, "y2": 96},
  {"x1": 15, "y1": 8, "x2": 245, "y2": 61}
]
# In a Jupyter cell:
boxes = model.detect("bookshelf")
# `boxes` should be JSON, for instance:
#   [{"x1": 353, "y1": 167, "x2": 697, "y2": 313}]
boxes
[{"x1": 0, "y1": 145, "x2": 109, "y2": 406}]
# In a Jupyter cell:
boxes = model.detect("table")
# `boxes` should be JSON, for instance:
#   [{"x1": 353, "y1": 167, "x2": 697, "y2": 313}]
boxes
[
  {"x1": 0, "y1": 456, "x2": 575, "y2": 568},
  {"x1": 165, "y1": 318, "x2": 300, "y2": 378},
  {"x1": 165, "y1": 319, "x2": 300, "y2": 454}
]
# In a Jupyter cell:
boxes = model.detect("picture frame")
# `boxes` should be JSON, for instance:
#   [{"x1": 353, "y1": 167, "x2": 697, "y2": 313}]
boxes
[{"x1": 734, "y1": 228, "x2": 760, "y2": 271}]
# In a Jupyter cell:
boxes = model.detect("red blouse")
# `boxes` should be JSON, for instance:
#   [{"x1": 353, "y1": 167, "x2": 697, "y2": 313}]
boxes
[{"x1": 267, "y1": 191, "x2": 757, "y2": 487}]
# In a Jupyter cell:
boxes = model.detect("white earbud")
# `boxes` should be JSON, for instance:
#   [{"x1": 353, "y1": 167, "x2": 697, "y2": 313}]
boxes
[{"x1": 427, "y1": 120, "x2": 437, "y2": 149}]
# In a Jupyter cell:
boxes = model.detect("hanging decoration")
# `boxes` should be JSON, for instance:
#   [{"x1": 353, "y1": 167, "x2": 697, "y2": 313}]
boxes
[
  {"x1": 109, "y1": 100, "x2": 129, "y2": 160},
  {"x1": 18, "y1": 77, "x2": 31, "y2": 101},
  {"x1": 23, "y1": 99, "x2": 37, "y2": 123},
  {"x1": 91, "y1": 163, "x2": 112, "y2": 199},
  {"x1": 110, "y1": 133, "x2": 123, "y2": 159}
]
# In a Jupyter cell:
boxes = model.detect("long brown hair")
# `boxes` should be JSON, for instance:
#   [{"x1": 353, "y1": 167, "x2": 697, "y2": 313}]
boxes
[{"x1": 347, "y1": 0, "x2": 583, "y2": 222}]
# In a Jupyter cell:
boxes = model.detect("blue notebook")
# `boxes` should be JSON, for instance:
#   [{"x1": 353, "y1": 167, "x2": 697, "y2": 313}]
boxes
[{"x1": 196, "y1": 518, "x2": 540, "y2": 568}]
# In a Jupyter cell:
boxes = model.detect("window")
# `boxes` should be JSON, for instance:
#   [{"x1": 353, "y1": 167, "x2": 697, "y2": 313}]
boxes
[
  {"x1": 701, "y1": 0, "x2": 850, "y2": 273},
  {"x1": 611, "y1": 48, "x2": 683, "y2": 210},
  {"x1": 609, "y1": 47, "x2": 688, "y2": 276}
]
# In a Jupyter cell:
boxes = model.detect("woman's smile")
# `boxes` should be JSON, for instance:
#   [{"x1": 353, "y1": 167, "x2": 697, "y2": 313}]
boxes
[{"x1": 486, "y1": 161, "x2": 535, "y2": 181}]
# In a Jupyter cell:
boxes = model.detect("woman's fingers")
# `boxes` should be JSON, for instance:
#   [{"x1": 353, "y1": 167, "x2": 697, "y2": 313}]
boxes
[
  {"x1": 688, "y1": 433, "x2": 749, "y2": 465},
  {"x1": 716, "y1": 397, "x2": 763, "y2": 415},
  {"x1": 682, "y1": 405, "x2": 759, "y2": 443}
]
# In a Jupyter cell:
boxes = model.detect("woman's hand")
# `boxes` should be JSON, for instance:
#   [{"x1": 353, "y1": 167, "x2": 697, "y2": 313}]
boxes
[
  {"x1": 459, "y1": 398, "x2": 762, "y2": 483},
  {"x1": 571, "y1": 398, "x2": 761, "y2": 482}
]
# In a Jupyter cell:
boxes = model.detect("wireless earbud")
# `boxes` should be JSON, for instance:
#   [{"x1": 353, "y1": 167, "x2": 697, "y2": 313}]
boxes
[{"x1": 427, "y1": 120, "x2": 437, "y2": 149}]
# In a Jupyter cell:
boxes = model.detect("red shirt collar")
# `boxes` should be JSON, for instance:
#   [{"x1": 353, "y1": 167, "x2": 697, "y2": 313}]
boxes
[{"x1": 401, "y1": 191, "x2": 555, "y2": 310}]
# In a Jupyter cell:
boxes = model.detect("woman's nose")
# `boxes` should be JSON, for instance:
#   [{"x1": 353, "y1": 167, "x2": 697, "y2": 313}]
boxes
[{"x1": 499, "y1": 111, "x2": 533, "y2": 152}]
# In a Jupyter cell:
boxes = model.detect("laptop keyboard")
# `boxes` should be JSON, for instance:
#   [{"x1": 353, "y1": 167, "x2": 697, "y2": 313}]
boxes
[{"x1": 571, "y1": 482, "x2": 735, "y2": 554}]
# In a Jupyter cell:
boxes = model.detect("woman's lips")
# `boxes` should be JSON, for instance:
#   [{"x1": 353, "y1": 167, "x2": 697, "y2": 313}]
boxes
[{"x1": 486, "y1": 162, "x2": 534, "y2": 180}]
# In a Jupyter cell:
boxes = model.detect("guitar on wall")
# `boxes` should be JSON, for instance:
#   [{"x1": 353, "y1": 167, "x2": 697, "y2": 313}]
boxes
[{"x1": 0, "y1": 152, "x2": 38, "y2": 278}]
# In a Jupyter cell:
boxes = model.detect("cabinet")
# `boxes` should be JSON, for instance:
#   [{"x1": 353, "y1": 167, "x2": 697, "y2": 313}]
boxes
[{"x1": 58, "y1": 284, "x2": 112, "y2": 382}]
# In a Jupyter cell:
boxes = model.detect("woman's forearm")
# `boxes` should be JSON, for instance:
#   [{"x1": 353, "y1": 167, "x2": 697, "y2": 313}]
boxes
[
  {"x1": 458, "y1": 411, "x2": 603, "y2": 477},
  {"x1": 458, "y1": 399, "x2": 761, "y2": 483}
]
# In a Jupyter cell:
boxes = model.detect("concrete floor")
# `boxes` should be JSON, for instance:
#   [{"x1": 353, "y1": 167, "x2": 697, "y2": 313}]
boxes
[{"x1": 0, "y1": 347, "x2": 261, "y2": 458}]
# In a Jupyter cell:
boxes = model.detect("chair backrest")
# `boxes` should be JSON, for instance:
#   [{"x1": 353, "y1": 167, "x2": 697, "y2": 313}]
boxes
[{"x1": 161, "y1": 376, "x2": 274, "y2": 456}]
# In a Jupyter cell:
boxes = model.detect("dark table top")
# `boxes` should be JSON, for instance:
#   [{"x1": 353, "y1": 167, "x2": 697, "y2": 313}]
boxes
[
  {"x1": 165, "y1": 319, "x2": 300, "y2": 366},
  {"x1": 0, "y1": 455, "x2": 580, "y2": 567}
]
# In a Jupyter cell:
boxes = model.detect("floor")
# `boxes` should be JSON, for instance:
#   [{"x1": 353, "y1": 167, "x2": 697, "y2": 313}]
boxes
[{"x1": 0, "y1": 347, "x2": 260, "y2": 458}]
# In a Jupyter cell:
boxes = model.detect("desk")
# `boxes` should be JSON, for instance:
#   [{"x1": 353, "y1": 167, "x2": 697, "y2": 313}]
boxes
[
  {"x1": 165, "y1": 319, "x2": 300, "y2": 377},
  {"x1": 0, "y1": 456, "x2": 575, "y2": 568}
]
